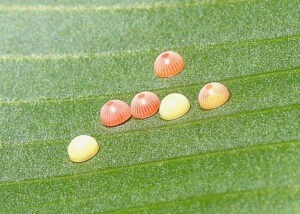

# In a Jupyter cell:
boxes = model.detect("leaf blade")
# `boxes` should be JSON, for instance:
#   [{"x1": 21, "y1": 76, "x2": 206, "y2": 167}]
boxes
[{"x1": 0, "y1": 0, "x2": 299, "y2": 213}]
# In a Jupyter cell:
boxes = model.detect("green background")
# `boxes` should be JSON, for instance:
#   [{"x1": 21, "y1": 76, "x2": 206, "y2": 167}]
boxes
[{"x1": 0, "y1": 0, "x2": 299, "y2": 213}]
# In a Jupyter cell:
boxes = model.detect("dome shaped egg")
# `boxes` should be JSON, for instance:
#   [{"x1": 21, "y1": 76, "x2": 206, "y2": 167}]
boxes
[
  {"x1": 154, "y1": 51, "x2": 185, "y2": 78},
  {"x1": 198, "y1": 82, "x2": 230, "y2": 110},
  {"x1": 100, "y1": 99, "x2": 131, "y2": 127},
  {"x1": 131, "y1": 91, "x2": 160, "y2": 119},
  {"x1": 67, "y1": 135, "x2": 99, "y2": 163},
  {"x1": 159, "y1": 93, "x2": 190, "y2": 120}
]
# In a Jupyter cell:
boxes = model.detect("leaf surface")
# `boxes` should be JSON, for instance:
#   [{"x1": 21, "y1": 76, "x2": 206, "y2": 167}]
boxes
[{"x1": 0, "y1": 0, "x2": 299, "y2": 213}]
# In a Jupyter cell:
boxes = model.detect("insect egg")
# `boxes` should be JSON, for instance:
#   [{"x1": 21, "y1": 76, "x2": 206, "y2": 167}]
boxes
[
  {"x1": 100, "y1": 99, "x2": 131, "y2": 127},
  {"x1": 154, "y1": 51, "x2": 185, "y2": 78},
  {"x1": 131, "y1": 91, "x2": 160, "y2": 119},
  {"x1": 67, "y1": 135, "x2": 99, "y2": 163},
  {"x1": 198, "y1": 82, "x2": 230, "y2": 109},
  {"x1": 159, "y1": 93, "x2": 190, "y2": 120}
]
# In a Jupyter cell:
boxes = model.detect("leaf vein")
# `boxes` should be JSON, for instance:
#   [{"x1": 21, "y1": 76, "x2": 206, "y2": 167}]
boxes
[
  {"x1": 0, "y1": 33, "x2": 299, "y2": 61},
  {"x1": 1, "y1": 103, "x2": 298, "y2": 146},
  {"x1": 106, "y1": 186, "x2": 300, "y2": 213},
  {"x1": 0, "y1": 66, "x2": 299, "y2": 106},
  {"x1": 1, "y1": 139, "x2": 298, "y2": 185},
  {"x1": 0, "y1": 1, "x2": 243, "y2": 13}
]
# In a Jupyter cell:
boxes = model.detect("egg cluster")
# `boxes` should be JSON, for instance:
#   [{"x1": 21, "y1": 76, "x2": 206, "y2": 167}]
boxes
[
  {"x1": 100, "y1": 50, "x2": 230, "y2": 127},
  {"x1": 68, "y1": 51, "x2": 230, "y2": 162}
]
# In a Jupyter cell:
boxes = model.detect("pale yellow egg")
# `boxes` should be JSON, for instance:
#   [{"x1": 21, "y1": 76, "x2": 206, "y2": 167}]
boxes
[
  {"x1": 67, "y1": 135, "x2": 99, "y2": 163},
  {"x1": 159, "y1": 93, "x2": 190, "y2": 120}
]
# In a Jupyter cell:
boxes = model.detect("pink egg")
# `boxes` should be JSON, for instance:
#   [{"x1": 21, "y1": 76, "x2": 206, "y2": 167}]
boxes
[
  {"x1": 100, "y1": 100, "x2": 131, "y2": 127},
  {"x1": 131, "y1": 91, "x2": 160, "y2": 119},
  {"x1": 154, "y1": 51, "x2": 185, "y2": 78}
]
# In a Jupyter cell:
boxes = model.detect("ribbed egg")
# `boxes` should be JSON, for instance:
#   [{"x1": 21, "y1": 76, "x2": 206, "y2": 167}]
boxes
[
  {"x1": 100, "y1": 99, "x2": 131, "y2": 127},
  {"x1": 154, "y1": 51, "x2": 185, "y2": 78},
  {"x1": 198, "y1": 82, "x2": 230, "y2": 109},
  {"x1": 131, "y1": 91, "x2": 160, "y2": 119},
  {"x1": 159, "y1": 93, "x2": 190, "y2": 120},
  {"x1": 67, "y1": 135, "x2": 99, "y2": 163}
]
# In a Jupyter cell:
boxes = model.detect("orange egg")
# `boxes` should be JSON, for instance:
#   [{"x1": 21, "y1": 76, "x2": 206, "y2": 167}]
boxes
[
  {"x1": 131, "y1": 91, "x2": 160, "y2": 119},
  {"x1": 154, "y1": 51, "x2": 185, "y2": 78},
  {"x1": 198, "y1": 82, "x2": 230, "y2": 110},
  {"x1": 100, "y1": 100, "x2": 131, "y2": 127}
]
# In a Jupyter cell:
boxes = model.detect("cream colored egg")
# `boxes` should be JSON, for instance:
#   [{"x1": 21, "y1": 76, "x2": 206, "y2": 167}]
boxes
[
  {"x1": 159, "y1": 93, "x2": 190, "y2": 120},
  {"x1": 67, "y1": 135, "x2": 99, "y2": 163}
]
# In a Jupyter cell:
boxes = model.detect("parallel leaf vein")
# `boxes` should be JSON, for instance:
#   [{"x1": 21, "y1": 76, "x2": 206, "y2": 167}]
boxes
[
  {"x1": 0, "y1": 0, "x2": 243, "y2": 13},
  {"x1": 0, "y1": 66, "x2": 299, "y2": 106},
  {"x1": 1, "y1": 103, "x2": 299, "y2": 147},
  {"x1": 0, "y1": 33, "x2": 299, "y2": 61},
  {"x1": 107, "y1": 186, "x2": 300, "y2": 213},
  {"x1": 1, "y1": 139, "x2": 298, "y2": 185}
]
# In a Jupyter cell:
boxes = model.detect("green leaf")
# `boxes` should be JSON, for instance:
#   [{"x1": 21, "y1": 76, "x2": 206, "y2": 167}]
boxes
[{"x1": 0, "y1": 0, "x2": 299, "y2": 213}]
